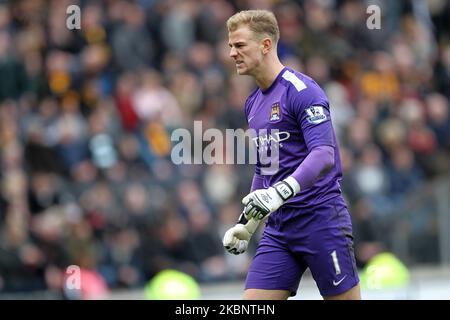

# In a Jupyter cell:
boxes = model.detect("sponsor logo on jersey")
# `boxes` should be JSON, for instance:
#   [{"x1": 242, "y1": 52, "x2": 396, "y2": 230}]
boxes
[{"x1": 252, "y1": 131, "x2": 290, "y2": 148}]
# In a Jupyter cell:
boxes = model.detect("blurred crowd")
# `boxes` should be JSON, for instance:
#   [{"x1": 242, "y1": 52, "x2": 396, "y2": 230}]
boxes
[{"x1": 0, "y1": 0, "x2": 449, "y2": 296}]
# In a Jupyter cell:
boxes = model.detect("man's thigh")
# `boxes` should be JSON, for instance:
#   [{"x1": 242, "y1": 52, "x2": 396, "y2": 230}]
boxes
[
  {"x1": 243, "y1": 289, "x2": 291, "y2": 300},
  {"x1": 300, "y1": 200, "x2": 360, "y2": 298},
  {"x1": 323, "y1": 283, "x2": 361, "y2": 300},
  {"x1": 245, "y1": 232, "x2": 306, "y2": 297}
]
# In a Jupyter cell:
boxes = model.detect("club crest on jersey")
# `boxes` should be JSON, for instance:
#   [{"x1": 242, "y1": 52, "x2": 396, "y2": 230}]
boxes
[
  {"x1": 269, "y1": 102, "x2": 281, "y2": 122},
  {"x1": 306, "y1": 106, "x2": 327, "y2": 124}
]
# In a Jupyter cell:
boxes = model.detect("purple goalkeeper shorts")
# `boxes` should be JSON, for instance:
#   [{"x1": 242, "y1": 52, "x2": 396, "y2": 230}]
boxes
[{"x1": 245, "y1": 196, "x2": 359, "y2": 297}]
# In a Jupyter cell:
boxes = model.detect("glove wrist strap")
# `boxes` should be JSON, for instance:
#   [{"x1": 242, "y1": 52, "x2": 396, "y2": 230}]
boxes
[{"x1": 273, "y1": 180, "x2": 295, "y2": 201}]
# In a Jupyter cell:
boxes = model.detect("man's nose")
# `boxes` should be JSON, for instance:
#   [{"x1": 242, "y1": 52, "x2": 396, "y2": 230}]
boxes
[{"x1": 229, "y1": 47, "x2": 237, "y2": 58}]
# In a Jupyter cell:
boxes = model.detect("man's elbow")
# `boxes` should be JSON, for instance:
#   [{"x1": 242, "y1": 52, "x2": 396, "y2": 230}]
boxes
[
  {"x1": 324, "y1": 146, "x2": 335, "y2": 170},
  {"x1": 316, "y1": 145, "x2": 335, "y2": 174}
]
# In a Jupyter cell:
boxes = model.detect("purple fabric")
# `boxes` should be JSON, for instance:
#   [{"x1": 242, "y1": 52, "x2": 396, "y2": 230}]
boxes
[
  {"x1": 291, "y1": 145, "x2": 335, "y2": 191},
  {"x1": 245, "y1": 197, "x2": 359, "y2": 297},
  {"x1": 245, "y1": 66, "x2": 343, "y2": 207},
  {"x1": 250, "y1": 173, "x2": 265, "y2": 192}
]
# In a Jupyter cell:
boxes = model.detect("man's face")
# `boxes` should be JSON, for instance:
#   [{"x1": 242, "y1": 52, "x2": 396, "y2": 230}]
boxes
[{"x1": 228, "y1": 26, "x2": 264, "y2": 76}]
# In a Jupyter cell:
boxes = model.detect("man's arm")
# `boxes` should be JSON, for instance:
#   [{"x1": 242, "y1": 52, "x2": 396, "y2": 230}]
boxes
[
  {"x1": 242, "y1": 145, "x2": 335, "y2": 220},
  {"x1": 290, "y1": 145, "x2": 335, "y2": 190}
]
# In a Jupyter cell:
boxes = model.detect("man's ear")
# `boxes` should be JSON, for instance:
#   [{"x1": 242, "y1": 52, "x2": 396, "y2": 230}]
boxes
[{"x1": 261, "y1": 38, "x2": 272, "y2": 55}]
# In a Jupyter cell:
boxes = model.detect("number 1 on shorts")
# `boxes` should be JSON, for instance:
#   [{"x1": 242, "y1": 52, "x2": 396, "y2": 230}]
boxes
[{"x1": 331, "y1": 250, "x2": 341, "y2": 275}]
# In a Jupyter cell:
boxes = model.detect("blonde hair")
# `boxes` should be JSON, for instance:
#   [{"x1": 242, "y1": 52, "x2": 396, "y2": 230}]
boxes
[{"x1": 227, "y1": 10, "x2": 279, "y2": 45}]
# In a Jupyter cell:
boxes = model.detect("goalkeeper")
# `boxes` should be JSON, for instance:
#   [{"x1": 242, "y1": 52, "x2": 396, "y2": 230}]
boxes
[{"x1": 222, "y1": 10, "x2": 360, "y2": 300}]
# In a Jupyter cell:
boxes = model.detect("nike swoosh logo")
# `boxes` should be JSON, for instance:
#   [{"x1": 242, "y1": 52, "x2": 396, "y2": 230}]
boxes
[
  {"x1": 332, "y1": 275, "x2": 347, "y2": 286},
  {"x1": 248, "y1": 115, "x2": 255, "y2": 122}
]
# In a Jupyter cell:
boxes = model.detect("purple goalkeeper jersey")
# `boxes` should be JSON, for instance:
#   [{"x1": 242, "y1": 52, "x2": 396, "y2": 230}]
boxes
[{"x1": 245, "y1": 66, "x2": 343, "y2": 208}]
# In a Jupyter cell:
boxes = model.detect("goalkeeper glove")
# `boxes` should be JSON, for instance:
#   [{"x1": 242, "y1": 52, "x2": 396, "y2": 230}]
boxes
[
  {"x1": 222, "y1": 224, "x2": 252, "y2": 255},
  {"x1": 242, "y1": 177, "x2": 300, "y2": 220},
  {"x1": 223, "y1": 213, "x2": 259, "y2": 255}
]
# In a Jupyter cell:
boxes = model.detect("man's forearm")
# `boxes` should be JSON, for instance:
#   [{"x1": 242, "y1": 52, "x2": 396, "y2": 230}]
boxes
[
  {"x1": 290, "y1": 145, "x2": 335, "y2": 191},
  {"x1": 252, "y1": 145, "x2": 335, "y2": 194},
  {"x1": 242, "y1": 145, "x2": 335, "y2": 220}
]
